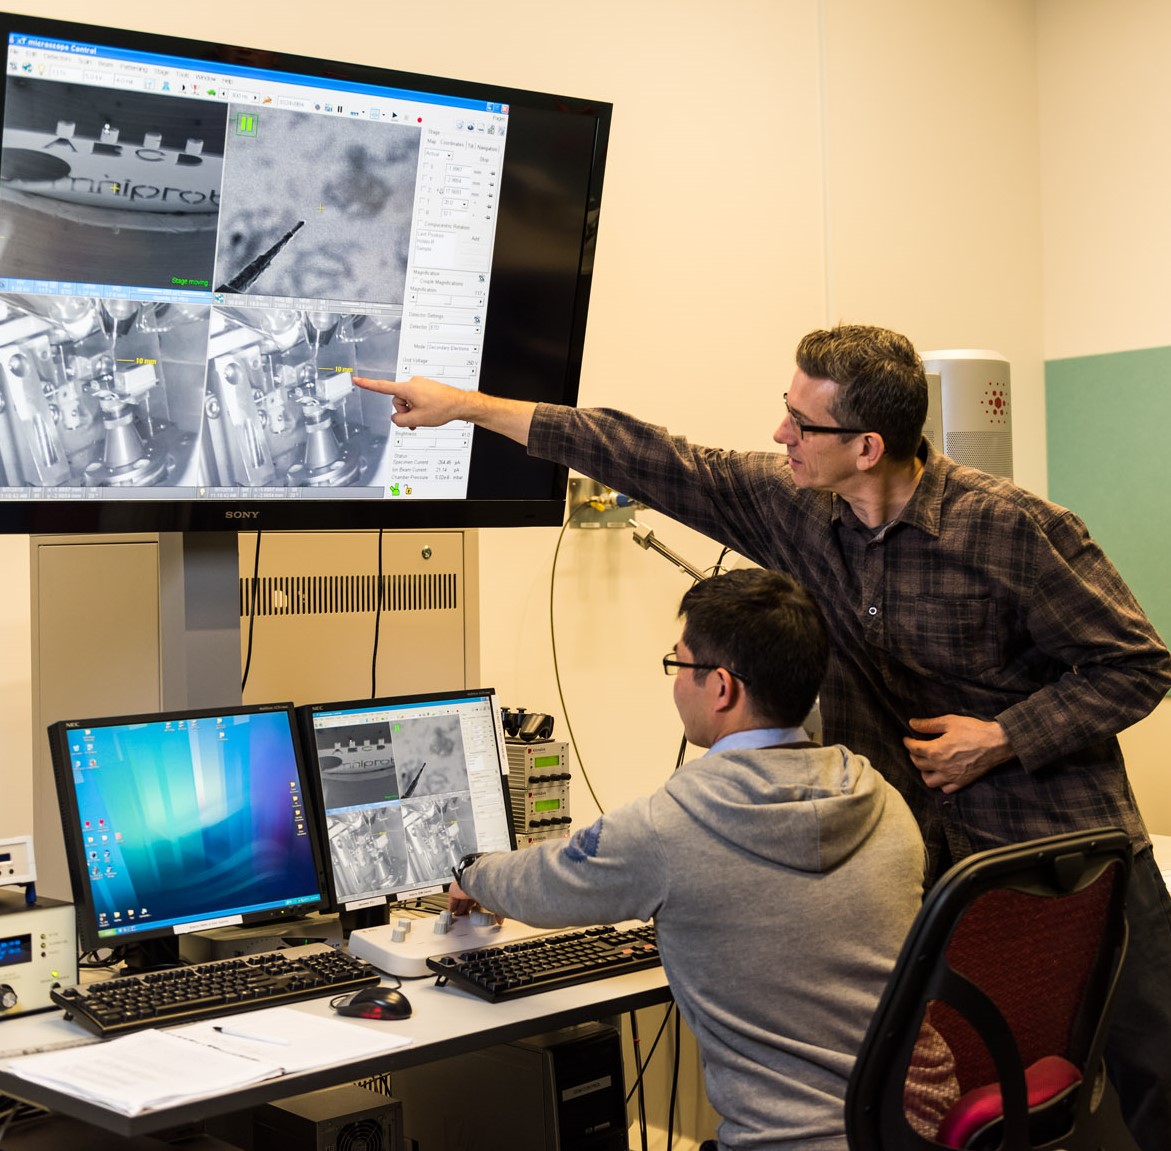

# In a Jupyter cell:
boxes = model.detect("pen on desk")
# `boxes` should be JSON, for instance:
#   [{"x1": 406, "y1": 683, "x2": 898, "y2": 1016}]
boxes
[{"x1": 211, "y1": 1025, "x2": 290, "y2": 1046}]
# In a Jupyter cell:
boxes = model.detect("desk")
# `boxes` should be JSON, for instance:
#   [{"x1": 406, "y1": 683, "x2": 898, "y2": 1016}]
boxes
[{"x1": 0, "y1": 964, "x2": 672, "y2": 1138}]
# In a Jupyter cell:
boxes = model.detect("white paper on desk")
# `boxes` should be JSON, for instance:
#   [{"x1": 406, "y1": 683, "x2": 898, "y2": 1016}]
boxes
[
  {"x1": 1, "y1": 1029, "x2": 282, "y2": 1116},
  {"x1": 171, "y1": 1005, "x2": 412, "y2": 1073}
]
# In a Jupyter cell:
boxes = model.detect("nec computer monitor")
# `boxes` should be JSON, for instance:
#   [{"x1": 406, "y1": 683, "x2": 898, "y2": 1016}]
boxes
[
  {"x1": 298, "y1": 688, "x2": 515, "y2": 911},
  {"x1": 48, "y1": 703, "x2": 328, "y2": 964},
  {"x1": 0, "y1": 11, "x2": 611, "y2": 532}
]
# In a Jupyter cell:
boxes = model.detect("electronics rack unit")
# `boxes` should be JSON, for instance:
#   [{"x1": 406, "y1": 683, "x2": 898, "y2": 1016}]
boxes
[{"x1": 505, "y1": 740, "x2": 572, "y2": 848}]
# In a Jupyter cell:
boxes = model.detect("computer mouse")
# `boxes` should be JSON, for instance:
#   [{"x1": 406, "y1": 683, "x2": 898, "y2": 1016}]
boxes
[{"x1": 334, "y1": 985, "x2": 413, "y2": 1020}]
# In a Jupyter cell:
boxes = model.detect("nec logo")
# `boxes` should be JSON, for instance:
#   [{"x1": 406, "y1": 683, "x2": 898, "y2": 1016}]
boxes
[{"x1": 224, "y1": 510, "x2": 260, "y2": 520}]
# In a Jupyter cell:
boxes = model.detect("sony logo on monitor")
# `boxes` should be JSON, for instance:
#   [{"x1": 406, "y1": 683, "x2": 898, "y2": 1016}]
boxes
[{"x1": 224, "y1": 510, "x2": 261, "y2": 520}]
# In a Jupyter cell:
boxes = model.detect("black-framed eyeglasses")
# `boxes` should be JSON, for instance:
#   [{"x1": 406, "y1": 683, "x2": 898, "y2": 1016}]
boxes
[
  {"x1": 783, "y1": 393, "x2": 869, "y2": 440},
  {"x1": 662, "y1": 652, "x2": 750, "y2": 684}
]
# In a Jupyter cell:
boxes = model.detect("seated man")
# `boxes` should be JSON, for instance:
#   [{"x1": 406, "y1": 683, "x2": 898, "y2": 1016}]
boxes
[{"x1": 448, "y1": 568, "x2": 926, "y2": 1151}]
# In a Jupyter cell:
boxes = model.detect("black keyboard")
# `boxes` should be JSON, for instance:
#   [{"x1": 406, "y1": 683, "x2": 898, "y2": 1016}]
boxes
[
  {"x1": 51, "y1": 944, "x2": 380, "y2": 1037},
  {"x1": 426, "y1": 923, "x2": 660, "y2": 1002}
]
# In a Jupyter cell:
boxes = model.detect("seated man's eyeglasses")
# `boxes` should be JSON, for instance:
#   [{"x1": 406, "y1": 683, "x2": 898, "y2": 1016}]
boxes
[
  {"x1": 783, "y1": 393, "x2": 869, "y2": 440},
  {"x1": 662, "y1": 652, "x2": 750, "y2": 685}
]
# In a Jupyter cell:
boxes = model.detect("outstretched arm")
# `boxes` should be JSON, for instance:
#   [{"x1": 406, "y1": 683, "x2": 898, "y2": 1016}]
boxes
[{"x1": 352, "y1": 375, "x2": 536, "y2": 445}]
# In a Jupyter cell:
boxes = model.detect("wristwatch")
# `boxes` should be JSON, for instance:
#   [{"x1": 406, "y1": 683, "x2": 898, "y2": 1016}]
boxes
[{"x1": 451, "y1": 852, "x2": 485, "y2": 887}]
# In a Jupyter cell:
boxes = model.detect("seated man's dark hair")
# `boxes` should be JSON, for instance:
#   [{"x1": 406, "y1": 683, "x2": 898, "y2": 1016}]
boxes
[
  {"x1": 795, "y1": 324, "x2": 928, "y2": 461},
  {"x1": 678, "y1": 568, "x2": 828, "y2": 728}
]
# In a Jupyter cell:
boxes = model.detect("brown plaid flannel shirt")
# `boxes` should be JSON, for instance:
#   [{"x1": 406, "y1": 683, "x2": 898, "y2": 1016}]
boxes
[{"x1": 530, "y1": 404, "x2": 1171, "y2": 875}]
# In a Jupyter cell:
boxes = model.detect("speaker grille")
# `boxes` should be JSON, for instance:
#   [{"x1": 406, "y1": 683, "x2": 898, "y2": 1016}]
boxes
[
  {"x1": 239, "y1": 572, "x2": 459, "y2": 617},
  {"x1": 944, "y1": 430, "x2": 1013, "y2": 478}
]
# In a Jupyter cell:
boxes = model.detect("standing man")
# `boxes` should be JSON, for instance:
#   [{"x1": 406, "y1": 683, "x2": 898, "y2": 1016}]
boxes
[
  {"x1": 356, "y1": 324, "x2": 1171, "y2": 1149},
  {"x1": 448, "y1": 568, "x2": 925, "y2": 1151}
]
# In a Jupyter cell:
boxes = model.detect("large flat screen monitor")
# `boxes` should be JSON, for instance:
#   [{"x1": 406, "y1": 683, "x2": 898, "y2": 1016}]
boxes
[
  {"x1": 298, "y1": 688, "x2": 515, "y2": 913},
  {"x1": 48, "y1": 702, "x2": 329, "y2": 967},
  {"x1": 0, "y1": 12, "x2": 611, "y2": 532}
]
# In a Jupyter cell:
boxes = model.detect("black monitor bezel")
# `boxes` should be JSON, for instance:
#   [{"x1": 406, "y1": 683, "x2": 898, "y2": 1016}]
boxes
[
  {"x1": 48, "y1": 700, "x2": 331, "y2": 954},
  {"x1": 0, "y1": 10, "x2": 612, "y2": 533},
  {"x1": 297, "y1": 687, "x2": 517, "y2": 914}
]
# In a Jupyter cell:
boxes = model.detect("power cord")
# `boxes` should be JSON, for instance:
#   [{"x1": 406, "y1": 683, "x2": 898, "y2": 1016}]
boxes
[
  {"x1": 548, "y1": 501, "x2": 606, "y2": 813},
  {"x1": 630, "y1": 1010, "x2": 649, "y2": 1151},
  {"x1": 667, "y1": 1005, "x2": 682, "y2": 1151},
  {"x1": 625, "y1": 1002, "x2": 674, "y2": 1105},
  {"x1": 240, "y1": 530, "x2": 263, "y2": 694},
  {"x1": 371, "y1": 527, "x2": 386, "y2": 697},
  {"x1": 0, "y1": 1097, "x2": 47, "y2": 1145}
]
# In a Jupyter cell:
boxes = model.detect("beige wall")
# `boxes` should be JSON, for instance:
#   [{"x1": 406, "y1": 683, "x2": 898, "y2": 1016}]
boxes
[
  {"x1": 0, "y1": 4, "x2": 1165, "y2": 864},
  {"x1": 1037, "y1": 0, "x2": 1171, "y2": 833},
  {"x1": 0, "y1": 3, "x2": 1166, "y2": 1144}
]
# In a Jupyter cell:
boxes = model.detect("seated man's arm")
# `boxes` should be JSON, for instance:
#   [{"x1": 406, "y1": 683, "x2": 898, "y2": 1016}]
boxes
[{"x1": 455, "y1": 802, "x2": 666, "y2": 929}]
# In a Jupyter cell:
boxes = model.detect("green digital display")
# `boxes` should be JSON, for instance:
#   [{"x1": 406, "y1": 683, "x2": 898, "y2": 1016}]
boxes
[
  {"x1": 534, "y1": 798, "x2": 561, "y2": 812},
  {"x1": 533, "y1": 755, "x2": 561, "y2": 768}
]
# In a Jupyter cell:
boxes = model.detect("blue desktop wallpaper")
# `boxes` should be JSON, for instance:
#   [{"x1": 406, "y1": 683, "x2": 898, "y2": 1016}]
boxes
[{"x1": 65, "y1": 710, "x2": 321, "y2": 938}]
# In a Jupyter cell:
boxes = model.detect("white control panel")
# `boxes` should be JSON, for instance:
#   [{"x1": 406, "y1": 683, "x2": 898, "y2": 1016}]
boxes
[{"x1": 0, "y1": 890, "x2": 76, "y2": 1017}]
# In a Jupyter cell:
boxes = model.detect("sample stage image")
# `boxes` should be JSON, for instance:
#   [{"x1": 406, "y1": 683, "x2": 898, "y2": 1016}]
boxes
[
  {"x1": 203, "y1": 306, "x2": 399, "y2": 488},
  {"x1": 315, "y1": 721, "x2": 400, "y2": 811},
  {"x1": 0, "y1": 294, "x2": 210, "y2": 488},
  {"x1": 325, "y1": 805, "x2": 410, "y2": 902},
  {"x1": 400, "y1": 793, "x2": 477, "y2": 886},
  {"x1": 212, "y1": 108, "x2": 420, "y2": 303},
  {"x1": 389, "y1": 715, "x2": 472, "y2": 800},
  {"x1": 0, "y1": 77, "x2": 227, "y2": 291}
]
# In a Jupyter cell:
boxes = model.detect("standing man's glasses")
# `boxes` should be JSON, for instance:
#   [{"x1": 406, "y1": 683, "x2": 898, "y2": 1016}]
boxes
[{"x1": 783, "y1": 394, "x2": 868, "y2": 440}]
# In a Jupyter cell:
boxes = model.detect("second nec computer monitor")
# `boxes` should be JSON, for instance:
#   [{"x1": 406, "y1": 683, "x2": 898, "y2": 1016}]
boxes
[
  {"x1": 299, "y1": 689, "x2": 516, "y2": 912},
  {"x1": 0, "y1": 12, "x2": 611, "y2": 532}
]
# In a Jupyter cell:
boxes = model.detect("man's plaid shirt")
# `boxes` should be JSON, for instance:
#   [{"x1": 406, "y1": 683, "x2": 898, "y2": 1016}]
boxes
[{"x1": 530, "y1": 404, "x2": 1171, "y2": 875}]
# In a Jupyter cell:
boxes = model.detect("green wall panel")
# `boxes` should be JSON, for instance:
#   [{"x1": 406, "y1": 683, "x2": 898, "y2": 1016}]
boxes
[{"x1": 1047, "y1": 346, "x2": 1171, "y2": 646}]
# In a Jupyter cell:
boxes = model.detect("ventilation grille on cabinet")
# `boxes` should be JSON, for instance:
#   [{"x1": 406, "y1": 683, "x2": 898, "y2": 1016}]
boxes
[{"x1": 238, "y1": 572, "x2": 459, "y2": 617}]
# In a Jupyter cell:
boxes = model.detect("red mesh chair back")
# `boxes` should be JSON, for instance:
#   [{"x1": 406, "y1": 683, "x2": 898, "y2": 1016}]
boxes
[{"x1": 844, "y1": 828, "x2": 1138, "y2": 1151}]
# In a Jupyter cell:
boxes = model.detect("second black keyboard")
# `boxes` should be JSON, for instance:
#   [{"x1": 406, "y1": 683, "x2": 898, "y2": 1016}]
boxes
[
  {"x1": 52, "y1": 944, "x2": 381, "y2": 1037},
  {"x1": 426, "y1": 923, "x2": 660, "y2": 1002}
]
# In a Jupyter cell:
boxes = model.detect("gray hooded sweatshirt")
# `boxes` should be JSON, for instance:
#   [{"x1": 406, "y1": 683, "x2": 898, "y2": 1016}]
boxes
[{"x1": 462, "y1": 740, "x2": 925, "y2": 1150}]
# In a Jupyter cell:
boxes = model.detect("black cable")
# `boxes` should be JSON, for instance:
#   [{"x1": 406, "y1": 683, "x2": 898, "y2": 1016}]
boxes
[
  {"x1": 0, "y1": 1098, "x2": 45, "y2": 1145},
  {"x1": 666, "y1": 1004, "x2": 681, "y2": 1151},
  {"x1": 629, "y1": 1010, "x2": 648, "y2": 1151},
  {"x1": 0, "y1": 1101, "x2": 15, "y2": 1147},
  {"x1": 625, "y1": 1003, "x2": 674, "y2": 1103},
  {"x1": 240, "y1": 530, "x2": 263, "y2": 694},
  {"x1": 549, "y1": 501, "x2": 606, "y2": 813},
  {"x1": 372, "y1": 526, "x2": 386, "y2": 698}
]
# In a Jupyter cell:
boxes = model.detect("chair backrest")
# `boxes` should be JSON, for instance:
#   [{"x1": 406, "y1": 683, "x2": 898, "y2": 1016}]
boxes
[{"x1": 844, "y1": 828, "x2": 1137, "y2": 1151}]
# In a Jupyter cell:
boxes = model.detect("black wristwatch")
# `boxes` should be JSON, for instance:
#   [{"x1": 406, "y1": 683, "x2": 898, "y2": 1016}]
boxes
[{"x1": 451, "y1": 852, "x2": 485, "y2": 887}]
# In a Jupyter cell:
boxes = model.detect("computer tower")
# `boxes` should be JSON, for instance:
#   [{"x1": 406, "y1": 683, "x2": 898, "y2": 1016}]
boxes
[
  {"x1": 393, "y1": 1021, "x2": 628, "y2": 1151},
  {"x1": 253, "y1": 1083, "x2": 404, "y2": 1151}
]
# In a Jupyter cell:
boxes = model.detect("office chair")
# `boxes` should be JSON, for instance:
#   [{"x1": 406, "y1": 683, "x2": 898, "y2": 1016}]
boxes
[{"x1": 844, "y1": 827, "x2": 1138, "y2": 1151}]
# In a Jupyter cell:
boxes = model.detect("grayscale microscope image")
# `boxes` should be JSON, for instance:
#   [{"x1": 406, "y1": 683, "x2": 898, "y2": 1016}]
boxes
[
  {"x1": 203, "y1": 305, "x2": 399, "y2": 489},
  {"x1": 213, "y1": 108, "x2": 419, "y2": 304},
  {"x1": 0, "y1": 294, "x2": 209, "y2": 488}
]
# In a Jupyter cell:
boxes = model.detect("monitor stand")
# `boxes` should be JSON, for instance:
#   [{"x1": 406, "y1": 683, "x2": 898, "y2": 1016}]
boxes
[
  {"x1": 177, "y1": 914, "x2": 344, "y2": 964},
  {"x1": 120, "y1": 936, "x2": 184, "y2": 974}
]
